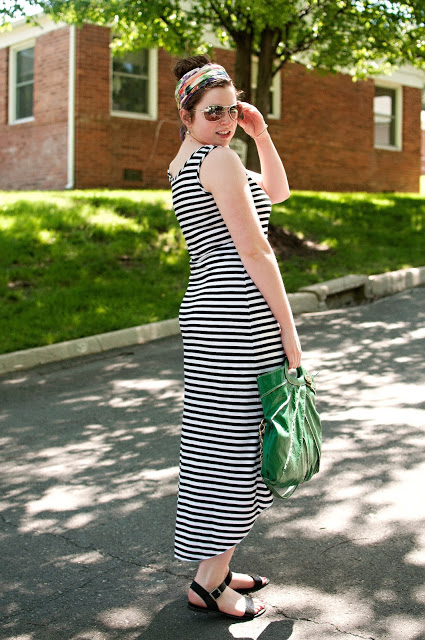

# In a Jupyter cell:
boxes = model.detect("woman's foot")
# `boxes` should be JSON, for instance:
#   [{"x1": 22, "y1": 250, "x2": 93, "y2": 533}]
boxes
[
  {"x1": 188, "y1": 582, "x2": 265, "y2": 618},
  {"x1": 226, "y1": 570, "x2": 269, "y2": 593}
]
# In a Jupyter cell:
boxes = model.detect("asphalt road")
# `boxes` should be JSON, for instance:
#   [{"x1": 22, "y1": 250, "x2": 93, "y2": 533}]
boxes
[{"x1": 1, "y1": 287, "x2": 425, "y2": 640}]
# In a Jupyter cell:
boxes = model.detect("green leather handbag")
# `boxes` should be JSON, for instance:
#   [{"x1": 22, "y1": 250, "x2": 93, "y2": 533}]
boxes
[{"x1": 257, "y1": 361, "x2": 322, "y2": 499}]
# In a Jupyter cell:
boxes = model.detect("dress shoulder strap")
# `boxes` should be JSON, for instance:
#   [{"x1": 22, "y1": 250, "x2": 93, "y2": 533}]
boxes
[
  {"x1": 194, "y1": 144, "x2": 217, "y2": 161},
  {"x1": 169, "y1": 145, "x2": 218, "y2": 184}
]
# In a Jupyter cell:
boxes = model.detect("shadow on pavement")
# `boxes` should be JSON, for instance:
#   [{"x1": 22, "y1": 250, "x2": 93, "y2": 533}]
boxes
[
  {"x1": 1, "y1": 288, "x2": 424, "y2": 639},
  {"x1": 137, "y1": 600, "x2": 294, "y2": 640}
]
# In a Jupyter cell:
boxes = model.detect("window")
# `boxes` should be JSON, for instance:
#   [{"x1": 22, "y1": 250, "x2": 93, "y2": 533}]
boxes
[
  {"x1": 374, "y1": 85, "x2": 402, "y2": 149},
  {"x1": 111, "y1": 48, "x2": 157, "y2": 119},
  {"x1": 9, "y1": 41, "x2": 35, "y2": 124},
  {"x1": 251, "y1": 60, "x2": 281, "y2": 119}
]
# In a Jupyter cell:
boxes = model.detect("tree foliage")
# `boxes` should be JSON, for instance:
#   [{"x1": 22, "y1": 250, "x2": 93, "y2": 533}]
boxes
[
  {"x1": 2, "y1": 1, "x2": 424, "y2": 165},
  {"x1": 3, "y1": 1, "x2": 424, "y2": 71}
]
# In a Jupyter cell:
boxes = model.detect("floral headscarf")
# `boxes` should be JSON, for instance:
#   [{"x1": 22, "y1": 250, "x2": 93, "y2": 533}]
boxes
[{"x1": 175, "y1": 63, "x2": 231, "y2": 110}]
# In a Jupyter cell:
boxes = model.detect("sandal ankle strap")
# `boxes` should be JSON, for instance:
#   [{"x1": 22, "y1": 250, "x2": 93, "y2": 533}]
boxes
[
  {"x1": 224, "y1": 570, "x2": 233, "y2": 586},
  {"x1": 190, "y1": 579, "x2": 227, "y2": 611}
]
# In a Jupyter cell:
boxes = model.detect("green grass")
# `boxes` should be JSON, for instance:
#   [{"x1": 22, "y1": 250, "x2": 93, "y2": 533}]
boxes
[
  {"x1": 270, "y1": 190, "x2": 425, "y2": 291},
  {"x1": 0, "y1": 190, "x2": 187, "y2": 354},
  {"x1": 1, "y1": 187, "x2": 424, "y2": 354}
]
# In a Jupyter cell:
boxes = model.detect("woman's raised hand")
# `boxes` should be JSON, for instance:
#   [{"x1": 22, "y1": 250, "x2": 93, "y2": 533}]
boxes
[{"x1": 237, "y1": 101, "x2": 268, "y2": 139}]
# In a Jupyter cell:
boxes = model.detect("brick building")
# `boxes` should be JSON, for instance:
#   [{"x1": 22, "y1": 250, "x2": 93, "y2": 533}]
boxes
[
  {"x1": 1, "y1": 13, "x2": 424, "y2": 192},
  {"x1": 421, "y1": 113, "x2": 425, "y2": 175}
]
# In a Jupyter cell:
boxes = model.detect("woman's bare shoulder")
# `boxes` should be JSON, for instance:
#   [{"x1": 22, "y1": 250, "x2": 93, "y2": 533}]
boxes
[
  {"x1": 205, "y1": 145, "x2": 241, "y2": 167},
  {"x1": 201, "y1": 146, "x2": 246, "y2": 192}
]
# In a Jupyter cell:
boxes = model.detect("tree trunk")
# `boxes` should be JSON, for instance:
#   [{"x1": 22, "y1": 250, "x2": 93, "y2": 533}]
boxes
[
  {"x1": 256, "y1": 28, "x2": 276, "y2": 123},
  {"x1": 246, "y1": 28, "x2": 277, "y2": 171},
  {"x1": 232, "y1": 31, "x2": 253, "y2": 161},
  {"x1": 233, "y1": 31, "x2": 253, "y2": 102}
]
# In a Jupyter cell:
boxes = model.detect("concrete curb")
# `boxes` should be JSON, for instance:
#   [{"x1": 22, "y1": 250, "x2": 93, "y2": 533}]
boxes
[
  {"x1": 365, "y1": 266, "x2": 425, "y2": 298},
  {"x1": 0, "y1": 318, "x2": 179, "y2": 376},
  {"x1": 1, "y1": 266, "x2": 424, "y2": 375}
]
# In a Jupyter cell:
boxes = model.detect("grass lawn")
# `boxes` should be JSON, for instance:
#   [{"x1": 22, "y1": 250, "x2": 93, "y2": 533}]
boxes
[
  {"x1": 1, "y1": 186, "x2": 424, "y2": 354},
  {"x1": 270, "y1": 189, "x2": 425, "y2": 291}
]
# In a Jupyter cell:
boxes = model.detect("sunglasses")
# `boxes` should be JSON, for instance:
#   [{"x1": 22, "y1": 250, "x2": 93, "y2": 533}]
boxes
[{"x1": 193, "y1": 103, "x2": 242, "y2": 122}]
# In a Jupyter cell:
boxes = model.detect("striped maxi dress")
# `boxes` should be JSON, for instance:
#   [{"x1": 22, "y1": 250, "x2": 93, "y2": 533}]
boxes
[{"x1": 169, "y1": 145, "x2": 285, "y2": 562}]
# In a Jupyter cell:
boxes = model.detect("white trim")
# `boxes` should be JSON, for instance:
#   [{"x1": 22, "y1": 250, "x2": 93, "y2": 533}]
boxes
[
  {"x1": 9, "y1": 116, "x2": 34, "y2": 126},
  {"x1": 8, "y1": 38, "x2": 35, "y2": 124},
  {"x1": 110, "y1": 111, "x2": 157, "y2": 121},
  {"x1": 374, "y1": 66, "x2": 425, "y2": 90},
  {"x1": 149, "y1": 47, "x2": 158, "y2": 120},
  {"x1": 66, "y1": 25, "x2": 76, "y2": 189},
  {"x1": 0, "y1": 13, "x2": 65, "y2": 49},
  {"x1": 269, "y1": 70, "x2": 281, "y2": 120},
  {"x1": 110, "y1": 47, "x2": 158, "y2": 121},
  {"x1": 374, "y1": 145, "x2": 402, "y2": 152},
  {"x1": 374, "y1": 81, "x2": 403, "y2": 151}
]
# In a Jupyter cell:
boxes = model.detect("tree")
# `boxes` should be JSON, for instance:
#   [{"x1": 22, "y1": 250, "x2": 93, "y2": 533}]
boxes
[{"x1": 3, "y1": 1, "x2": 425, "y2": 166}]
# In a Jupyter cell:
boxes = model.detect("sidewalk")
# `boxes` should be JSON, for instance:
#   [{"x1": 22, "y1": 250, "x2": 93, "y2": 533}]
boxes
[
  {"x1": 1, "y1": 287, "x2": 425, "y2": 639},
  {"x1": 1, "y1": 265, "x2": 425, "y2": 376}
]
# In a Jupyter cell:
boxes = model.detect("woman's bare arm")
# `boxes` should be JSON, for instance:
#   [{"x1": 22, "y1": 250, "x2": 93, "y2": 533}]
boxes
[
  {"x1": 201, "y1": 147, "x2": 301, "y2": 368},
  {"x1": 237, "y1": 101, "x2": 290, "y2": 204}
]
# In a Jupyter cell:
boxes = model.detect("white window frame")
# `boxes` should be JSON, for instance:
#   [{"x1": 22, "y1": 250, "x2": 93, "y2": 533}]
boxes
[
  {"x1": 8, "y1": 38, "x2": 35, "y2": 125},
  {"x1": 110, "y1": 47, "x2": 158, "y2": 121},
  {"x1": 251, "y1": 59, "x2": 281, "y2": 120},
  {"x1": 374, "y1": 81, "x2": 403, "y2": 151}
]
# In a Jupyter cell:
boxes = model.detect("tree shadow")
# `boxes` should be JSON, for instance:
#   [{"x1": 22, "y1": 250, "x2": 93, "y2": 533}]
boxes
[
  {"x1": 1, "y1": 288, "x2": 425, "y2": 638},
  {"x1": 137, "y1": 600, "x2": 294, "y2": 640},
  {"x1": 0, "y1": 194, "x2": 188, "y2": 353},
  {"x1": 270, "y1": 192, "x2": 425, "y2": 289}
]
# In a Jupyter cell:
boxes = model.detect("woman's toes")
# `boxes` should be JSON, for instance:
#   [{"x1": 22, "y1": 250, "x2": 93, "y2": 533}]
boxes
[{"x1": 253, "y1": 598, "x2": 265, "y2": 614}]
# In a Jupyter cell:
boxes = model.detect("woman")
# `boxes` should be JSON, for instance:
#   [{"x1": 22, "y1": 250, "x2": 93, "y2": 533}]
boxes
[{"x1": 168, "y1": 55, "x2": 302, "y2": 621}]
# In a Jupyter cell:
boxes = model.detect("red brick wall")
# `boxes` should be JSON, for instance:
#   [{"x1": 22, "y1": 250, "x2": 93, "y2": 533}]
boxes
[
  {"x1": 0, "y1": 27, "x2": 69, "y2": 190},
  {"x1": 275, "y1": 63, "x2": 421, "y2": 192},
  {"x1": 74, "y1": 24, "x2": 181, "y2": 189},
  {"x1": 373, "y1": 86, "x2": 421, "y2": 191},
  {"x1": 73, "y1": 24, "x2": 111, "y2": 187},
  {"x1": 101, "y1": 46, "x2": 420, "y2": 193},
  {"x1": 158, "y1": 54, "x2": 422, "y2": 192},
  {"x1": 421, "y1": 128, "x2": 425, "y2": 175},
  {"x1": 1, "y1": 22, "x2": 422, "y2": 192},
  {"x1": 72, "y1": 29, "x2": 239, "y2": 190},
  {"x1": 0, "y1": 47, "x2": 7, "y2": 133}
]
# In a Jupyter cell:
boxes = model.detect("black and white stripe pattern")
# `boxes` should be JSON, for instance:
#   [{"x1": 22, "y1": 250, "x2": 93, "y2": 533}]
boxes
[{"x1": 169, "y1": 145, "x2": 284, "y2": 561}]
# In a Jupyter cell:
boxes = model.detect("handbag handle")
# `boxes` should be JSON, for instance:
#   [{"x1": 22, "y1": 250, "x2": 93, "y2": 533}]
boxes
[{"x1": 283, "y1": 360, "x2": 315, "y2": 391}]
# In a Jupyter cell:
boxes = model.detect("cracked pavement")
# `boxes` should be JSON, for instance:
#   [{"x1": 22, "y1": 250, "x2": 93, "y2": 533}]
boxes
[{"x1": 1, "y1": 288, "x2": 425, "y2": 640}]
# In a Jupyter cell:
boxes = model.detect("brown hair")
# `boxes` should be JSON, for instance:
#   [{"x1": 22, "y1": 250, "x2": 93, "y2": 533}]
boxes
[{"x1": 173, "y1": 55, "x2": 233, "y2": 141}]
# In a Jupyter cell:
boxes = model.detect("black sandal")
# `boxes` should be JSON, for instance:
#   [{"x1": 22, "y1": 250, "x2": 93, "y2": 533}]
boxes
[
  {"x1": 225, "y1": 570, "x2": 270, "y2": 594},
  {"x1": 187, "y1": 579, "x2": 266, "y2": 620}
]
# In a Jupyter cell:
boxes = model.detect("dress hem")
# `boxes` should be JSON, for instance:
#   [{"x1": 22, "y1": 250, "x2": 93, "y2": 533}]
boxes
[{"x1": 173, "y1": 499, "x2": 273, "y2": 563}]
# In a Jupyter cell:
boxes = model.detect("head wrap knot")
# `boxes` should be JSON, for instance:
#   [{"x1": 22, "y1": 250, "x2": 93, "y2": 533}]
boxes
[{"x1": 175, "y1": 63, "x2": 231, "y2": 110}]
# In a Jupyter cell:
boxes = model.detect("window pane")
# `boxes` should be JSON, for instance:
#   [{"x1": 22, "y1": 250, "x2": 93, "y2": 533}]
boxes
[
  {"x1": 16, "y1": 83, "x2": 33, "y2": 120},
  {"x1": 374, "y1": 87, "x2": 396, "y2": 147},
  {"x1": 375, "y1": 122, "x2": 395, "y2": 147},
  {"x1": 374, "y1": 94, "x2": 393, "y2": 117},
  {"x1": 112, "y1": 49, "x2": 150, "y2": 115},
  {"x1": 17, "y1": 47, "x2": 34, "y2": 84},
  {"x1": 14, "y1": 47, "x2": 34, "y2": 120},
  {"x1": 113, "y1": 50, "x2": 148, "y2": 76},
  {"x1": 112, "y1": 75, "x2": 148, "y2": 114}
]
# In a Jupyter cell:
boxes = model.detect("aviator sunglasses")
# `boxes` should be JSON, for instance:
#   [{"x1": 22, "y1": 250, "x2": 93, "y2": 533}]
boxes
[{"x1": 193, "y1": 103, "x2": 243, "y2": 122}]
